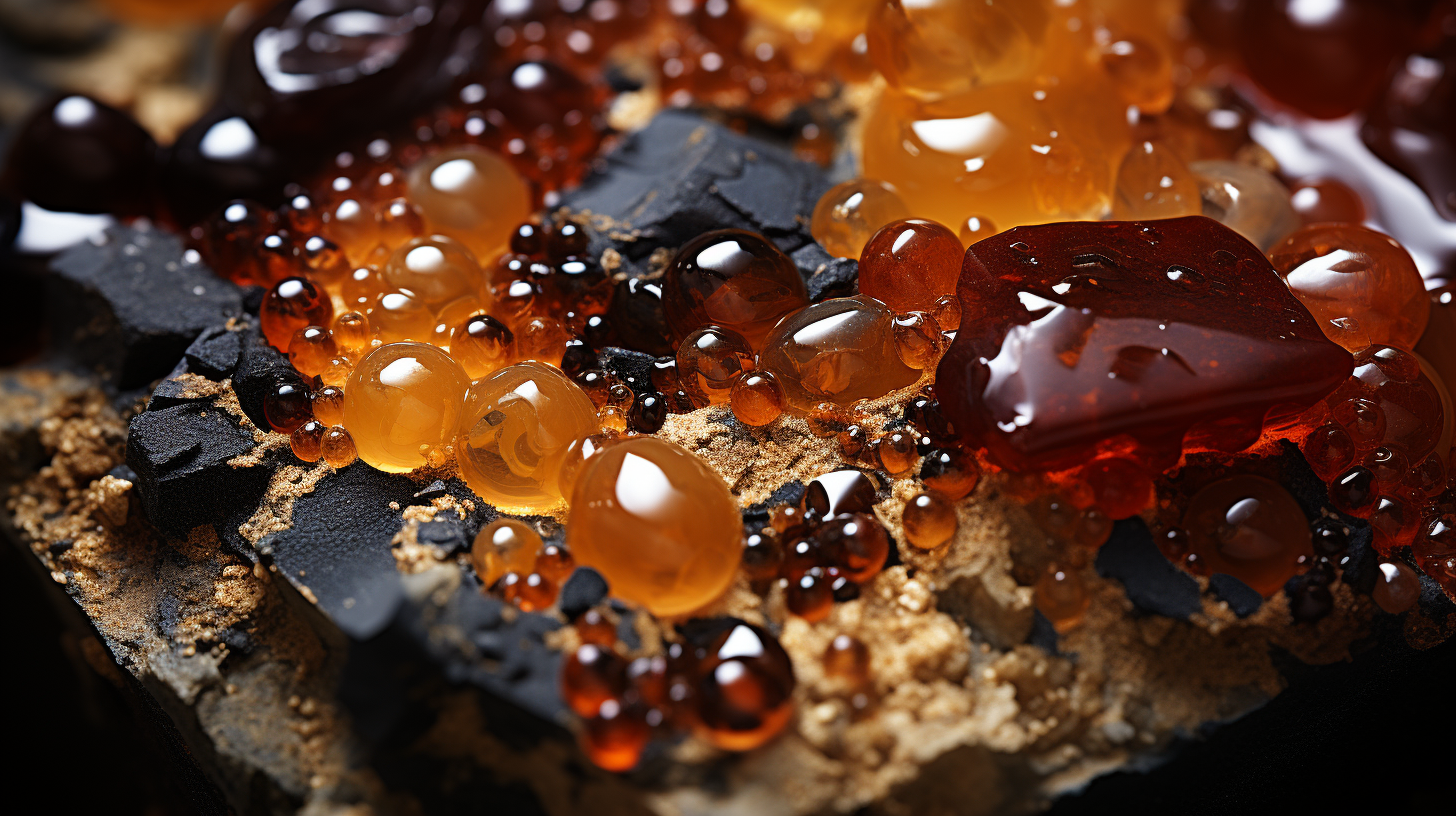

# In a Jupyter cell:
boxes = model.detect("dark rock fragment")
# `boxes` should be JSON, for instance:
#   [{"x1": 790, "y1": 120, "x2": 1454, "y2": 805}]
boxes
[
  {"x1": 126, "y1": 402, "x2": 270, "y2": 536},
  {"x1": 232, "y1": 322, "x2": 295, "y2": 431},
  {"x1": 1209, "y1": 573, "x2": 1263, "y2": 618},
  {"x1": 792, "y1": 243, "x2": 859, "y2": 302},
  {"x1": 48, "y1": 224, "x2": 242, "y2": 388},
  {"x1": 598, "y1": 346, "x2": 660, "y2": 402},
  {"x1": 559, "y1": 567, "x2": 609, "y2": 621},
  {"x1": 1095, "y1": 518, "x2": 1202, "y2": 619},
  {"x1": 416, "y1": 519, "x2": 469, "y2": 559},
  {"x1": 184, "y1": 325, "x2": 243, "y2": 380},
  {"x1": 146, "y1": 360, "x2": 211, "y2": 411},
  {"x1": 1028, "y1": 610, "x2": 1060, "y2": 654}
]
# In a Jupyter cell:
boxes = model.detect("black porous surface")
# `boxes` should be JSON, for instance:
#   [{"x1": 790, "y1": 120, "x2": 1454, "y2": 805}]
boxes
[
  {"x1": 562, "y1": 110, "x2": 830, "y2": 275},
  {"x1": 232, "y1": 322, "x2": 295, "y2": 431},
  {"x1": 126, "y1": 402, "x2": 271, "y2": 536},
  {"x1": 145, "y1": 360, "x2": 214, "y2": 411},
  {"x1": 1095, "y1": 518, "x2": 1202, "y2": 619},
  {"x1": 559, "y1": 567, "x2": 609, "y2": 621},
  {"x1": 47, "y1": 225, "x2": 242, "y2": 388},
  {"x1": 183, "y1": 325, "x2": 243, "y2": 380},
  {"x1": 416, "y1": 518, "x2": 470, "y2": 559},
  {"x1": 1208, "y1": 573, "x2": 1263, "y2": 618},
  {"x1": 599, "y1": 346, "x2": 660, "y2": 401},
  {"x1": 792, "y1": 243, "x2": 860, "y2": 302}
]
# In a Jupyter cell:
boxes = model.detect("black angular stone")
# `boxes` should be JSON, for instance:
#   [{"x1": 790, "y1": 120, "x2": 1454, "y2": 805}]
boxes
[
  {"x1": 232, "y1": 322, "x2": 295, "y2": 431},
  {"x1": 792, "y1": 243, "x2": 859, "y2": 302},
  {"x1": 413, "y1": 480, "x2": 451, "y2": 501},
  {"x1": 126, "y1": 402, "x2": 271, "y2": 536},
  {"x1": 416, "y1": 519, "x2": 469, "y2": 559},
  {"x1": 1209, "y1": 573, "x2": 1263, "y2": 618},
  {"x1": 48, "y1": 224, "x2": 242, "y2": 389},
  {"x1": 184, "y1": 325, "x2": 243, "y2": 380},
  {"x1": 562, "y1": 110, "x2": 829, "y2": 262},
  {"x1": 146, "y1": 360, "x2": 213, "y2": 411},
  {"x1": 1095, "y1": 518, "x2": 1202, "y2": 619},
  {"x1": 598, "y1": 346, "x2": 660, "y2": 402},
  {"x1": 558, "y1": 567, "x2": 609, "y2": 621}
]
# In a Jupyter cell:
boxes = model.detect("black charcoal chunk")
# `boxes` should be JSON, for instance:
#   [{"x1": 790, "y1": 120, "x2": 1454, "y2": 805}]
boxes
[
  {"x1": 1028, "y1": 610, "x2": 1060, "y2": 654},
  {"x1": 1095, "y1": 518, "x2": 1202, "y2": 619},
  {"x1": 232, "y1": 322, "x2": 295, "y2": 430},
  {"x1": 107, "y1": 463, "x2": 136, "y2": 482},
  {"x1": 599, "y1": 346, "x2": 660, "y2": 401},
  {"x1": 416, "y1": 519, "x2": 469, "y2": 559},
  {"x1": 126, "y1": 402, "x2": 271, "y2": 535},
  {"x1": 1209, "y1": 573, "x2": 1263, "y2": 618},
  {"x1": 146, "y1": 359, "x2": 211, "y2": 411},
  {"x1": 184, "y1": 325, "x2": 243, "y2": 379},
  {"x1": 561, "y1": 110, "x2": 829, "y2": 262},
  {"x1": 261, "y1": 464, "x2": 419, "y2": 639},
  {"x1": 48, "y1": 224, "x2": 242, "y2": 388},
  {"x1": 792, "y1": 243, "x2": 859, "y2": 302},
  {"x1": 559, "y1": 567, "x2": 609, "y2": 621}
]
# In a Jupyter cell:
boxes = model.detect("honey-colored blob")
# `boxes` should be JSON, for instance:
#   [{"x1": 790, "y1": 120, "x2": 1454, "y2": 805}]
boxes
[
  {"x1": 1100, "y1": 37, "x2": 1173, "y2": 114},
  {"x1": 1182, "y1": 475, "x2": 1312, "y2": 597},
  {"x1": 407, "y1": 146, "x2": 530, "y2": 261},
  {"x1": 332, "y1": 311, "x2": 372, "y2": 355},
  {"x1": 431, "y1": 297, "x2": 488, "y2": 348},
  {"x1": 1189, "y1": 160, "x2": 1301, "y2": 251},
  {"x1": 514, "y1": 316, "x2": 572, "y2": 366},
  {"x1": 556, "y1": 433, "x2": 614, "y2": 500},
  {"x1": 288, "y1": 325, "x2": 336, "y2": 378},
  {"x1": 321, "y1": 426, "x2": 358, "y2": 467},
  {"x1": 1289, "y1": 178, "x2": 1367, "y2": 226},
  {"x1": 663, "y1": 230, "x2": 810, "y2": 350},
  {"x1": 902, "y1": 491, "x2": 956, "y2": 549},
  {"x1": 1034, "y1": 564, "x2": 1089, "y2": 632},
  {"x1": 561, "y1": 643, "x2": 626, "y2": 718},
  {"x1": 730, "y1": 370, "x2": 785, "y2": 427},
  {"x1": 822, "y1": 634, "x2": 870, "y2": 684},
  {"x1": 582, "y1": 700, "x2": 649, "y2": 773},
  {"x1": 599, "y1": 405, "x2": 630, "y2": 434},
  {"x1": 810, "y1": 179, "x2": 912, "y2": 260},
  {"x1": 677, "y1": 326, "x2": 754, "y2": 405},
  {"x1": 471, "y1": 518, "x2": 543, "y2": 588},
  {"x1": 920, "y1": 448, "x2": 980, "y2": 500},
  {"x1": 568, "y1": 437, "x2": 743, "y2": 617},
  {"x1": 312, "y1": 385, "x2": 346, "y2": 427},
  {"x1": 319, "y1": 356, "x2": 353, "y2": 388},
  {"x1": 866, "y1": 0, "x2": 1049, "y2": 101},
  {"x1": 1372, "y1": 560, "x2": 1421, "y2": 614},
  {"x1": 451, "y1": 313, "x2": 515, "y2": 379},
  {"x1": 957, "y1": 215, "x2": 997, "y2": 247},
  {"x1": 377, "y1": 197, "x2": 426, "y2": 249},
  {"x1": 322, "y1": 198, "x2": 379, "y2": 264},
  {"x1": 1111, "y1": 141, "x2": 1201, "y2": 220},
  {"x1": 383, "y1": 236, "x2": 482, "y2": 309},
  {"x1": 892, "y1": 311, "x2": 943, "y2": 370},
  {"x1": 457, "y1": 362, "x2": 598, "y2": 512},
  {"x1": 343, "y1": 343, "x2": 469, "y2": 473},
  {"x1": 859, "y1": 218, "x2": 963, "y2": 314},
  {"x1": 739, "y1": 0, "x2": 878, "y2": 49},
  {"x1": 341, "y1": 266, "x2": 384, "y2": 312},
  {"x1": 693, "y1": 623, "x2": 795, "y2": 751},
  {"x1": 502, "y1": 572, "x2": 556, "y2": 612},
  {"x1": 758, "y1": 296, "x2": 919, "y2": 411},
  {"x1": 261, "y1": 277, "x2": 333, "y2": 352},
  {"x1": 535, "y1": 543, "x2": 575, "y2": 584},
  {"x1": 291, "y1": 420, "x2": 325, "y2": 463},
  {"x1": 875, "y1": 430, "x2": 918, "y2": 475},
  {"x1": 369, "y1": 289, "x2": 435, "y2": 343},
  {"x1": 930, "y1": 294, "x2": 961, "y2": 332},
  {"x1": 1270, "y1": 224, "x2": 1429, "y2": 353}
]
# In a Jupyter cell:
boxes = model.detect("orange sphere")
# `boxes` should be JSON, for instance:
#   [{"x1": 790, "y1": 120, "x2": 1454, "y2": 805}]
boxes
[
  {"x1": 383, "y1": 235, "x2": 482, "y2": 309},
  {"x1": 1182, "y1": 475, "x2": 1312, "y2": 597},
  {"x1": 810, "y1": 179, "x2": 912, "y2": 260},
  {"x1": 758, "y1": 296, "x2": 919, "y2": 411},
  {"x1": 407, "y1": 146, "x2": 530, "y2": 261},
  {"x1": 568, "y1": 437, "x2": 742, "y2": 616},
  {"x1": 471, "y1": 518, "x2": 542, "y2": 588},
  {"x1": 663, "y1": 230, "x2": 809, "y2": 350},
  {"x1": 343, "y1": 343, "x2": 469, "y2": 473},
  {"x1": 859, "y1": 219, "x2": 963, "y2": 315},
  {"x1": 1270, "y1": 224, "x2": 1429, "y2": 352}
]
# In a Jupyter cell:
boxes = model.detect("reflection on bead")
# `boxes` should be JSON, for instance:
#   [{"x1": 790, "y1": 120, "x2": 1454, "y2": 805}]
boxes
[
  {"x1": 291, "y1": 420, "x2": 325, "y2": 462},
  {"x1": 677, "y1": 325, "x2": 754, "y2": 405},
  {"x1": 903, "y1": 491, "x2": 956, "y2": 549},
  {"x1": 321, "y1": 426, "x2": 358, "y2": 467},
  {"x1": 810, "y1": 179, "x2": 912, "y2": 260}
]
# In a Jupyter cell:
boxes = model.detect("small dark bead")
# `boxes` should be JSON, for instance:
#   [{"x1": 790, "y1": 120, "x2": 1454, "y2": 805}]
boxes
[
  {"x1": 651, "y1": 356, "x2": 683, "y2": 394},
  {"x1": 1329, "y1": 466, "x2": 1379, "y2": 516},
  {"x1": 264, "y1": 378, "x2": 313, "y2": 434},
  {"x1": 582, "y1": 313, "x2": 613, "y2": 348},
  {"x1": 1305, "y1": 556, "x2": 1338, "y2": 587},
  {"x1": 786, "y1": 569, "x2": 834, "y2": 622},
  {"x1": 1311, "y1": 521, "x2": 1350, "y2": 558},
  {"x1": 904, "y1": 395, "x2": 954, "y2": 441},
  {"x1": 560, "y1": 338, "x2": 597, "y2": 380},
  {"x1": 510, "y1": 221, "x2": 548, "y2": 256},
  {"x1": 742, "y1": 531, "x2": 784, "y2": 582},
  {"x1": 828, "y1": 570, "x2": 861, "y2": 602},
  {"x1": 8, "y1": 93, "x2": 159, "y2": 217},
  {"x1": 629, "y1": 392, "x2": 668, "y2": 433},
  {"x1": 782, "y1": 535, "x2": 822, "y2": 579},
  {"x1": 1288, "y1": 581, "x2": 1334, "y2": 623},
  {"x1": 549, "y1": 219, "x2": 591, "y2": 260},
  {"x1": 1158, "y1": 526, "x2": 1191, "y2": 561},
  {"x1": 608, "y1": 277, "x2": 673, "y2": 356}
]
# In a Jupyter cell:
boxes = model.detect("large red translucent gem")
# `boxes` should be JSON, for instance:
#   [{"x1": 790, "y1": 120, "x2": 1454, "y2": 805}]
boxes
[{"x1": 936, "y1": 216, "x2": 1354, "y2": 472}]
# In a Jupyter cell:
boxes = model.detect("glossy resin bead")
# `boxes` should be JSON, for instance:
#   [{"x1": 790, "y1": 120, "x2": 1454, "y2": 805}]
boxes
[
  {"x1": 758, "y1": 296, "x2": 920, "y2": 412},
  {"x1": 568, "y1": 437, "x2": 742, "y2": 616},
  {"x1": 663, "y1": 229, "x2": 810, "y2": 349},
  {"x1": 810, "y1": 179, "x2": 912, "y2": 260},
  {"x1": 858, "y1": 218, "x2": 964, "y2": 315},
  {"x1": 344, "y1": 343, "x2": 469, "y2": 473},
  {"x1": 693, "y1": 623, "x2": 796, "y2": 751},
  {"x1": 407, "y1": 146, "x2": 531, "y2": 261},
  {"x1": 457, "y1": 362, "x2": 598, "y2": 512},
  {"x1": 1182, "y1": 475, "x2": 1312, "y2": 597}
]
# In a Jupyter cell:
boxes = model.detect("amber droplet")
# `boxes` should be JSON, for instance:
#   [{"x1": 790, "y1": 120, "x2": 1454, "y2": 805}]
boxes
[
  {"x1": 377, "y1": 197, "x2": 425, "y2": 248},
  {"x1": 817, "y1": 512, "x2": 889, "y2": 583},
  {"x1": 663, "y1": 229, "x2": 809, "y2": 349},
  {"x1": 319, "y1": 356, "x2": 353, "y2": 388},
  {"x1": 694, "y1": 623, "x2": 795, "y2": 751},
  {"x1": 1034, "y1": 564, "x2": 1089, "y2": 632},
  {"x1": 958, "y1": 215, "x2": 997, "y2": 247},
  {"x1": 344, "y1": 343, "x2": 469, "y2": 473},
  {"x1": 742, "y1": 531, "x2": 784, "y2": 581},
  {"x1": 457, "y1": 362, "x2": 598, "y2": 512},
  {"x1": 787, "y1": 571, "x2": 834, "y2": 622},
  {"x1": 1301, "y1": 423, "x2": 1356, "y2": 481},
  {"x1": 837, "y1": 425, "x2": 868, "y2": 460},
  {"x1": 1369, "y1": 493, "x2": 1422, "y2": 552},
  {"x1": 321, "y1": 426, "x2": 358, "y2": 467},
  {"x1": 760, "y1": 296, "x2": 919, "y2": 411},
  {"x1": 629, "y1": 393, "x2": 668, "y2": 434},
  {"x1": 728, "y1": 368, "x2": 786, "y2": 428},
  {"x1": 562, "y1": 643, "x2": 627, "y2": 718},
  {"x1": 1182, "y1": 475, "x2": 1312, "y2": 597},
  {"x1": 264, "y1": 379, "x2": 312, "y2": 434},
  {"x1": 407, "y1": 146, "x2": 530, "y2": 261},
  {"x1": 471, "y1": 518, "x2": 542, "y2": 588},
  {"x1": 288, "y1": 325, "x2": 336, "y2": 378},
  {"x1": 575, "y1": 608, "x2": 617, "y2": 647},
  {"x1": 859, "y1": 219, "x2": 963, "y2": 315},
  {"x1": 903, "y1": 491, "x2": 956, "y2": 549},
  {"x1": 312, "y1": 385, "x2": 345, "y2": 426},
  {"x1": 931, "y1": 294, "x2": 961, "y2": 332},
  {"x1": 384, "y1": 235, "x2": 482, "y2": 309},
  {"x1": 556, "y1": 433, "x2": 614, "y2": 500},
  {"x1": 262, "y1": 277, "x2": 333, "y2": 351},
  {"x1": 893, "y1": 311, "x2": 943, "y2": 370},
  {"x1": 1372, "y1": 560, "x2": 1420, "y2": 614},
  {"x1": 920, "y1": 449, "x2": 980, "y2": 500},
  {"x1": 810, "y1": 179, "x2": 912, "y2": 260},
  {"x1": 291, "y1": 420, "x2": 325, "y2": 462},
  {"x1": 823, "y1": 634, "x2": 870, "y2": 684},
  {"x1": 501, "y1": 571, "x2": 556, "y2": 612},
  {"x1": 875, "y1": 431, "x2": 918, "y2": 476},
  {"x1": 1270, "y1": 225, "x2": 1428, "y2": 352},
  {"x1": 451, "y1": 313, "x2": 514, "y2": 379},
  {"x1": 677, "y1": 326, "x2": 754, "y2": 405},
  {"x1": 1101, "y1": 37, "x2": 1174, "y2": 113},
  {"x1": 568, "y1": 437, "x2": 742, "y2": 616},
  {"x1": 535, "y1": 543, "x2": 575, "y2": 584},
  {"x1": 1112, "y1": 141, "x2": 1200, "y2": 220},
  {"x1": 1289, "y1": 178, "x2": 1366, "y2": 226},
  {"x1": 582, "y1": 699, "x2": 650, "y2": 773},
  {"x1": 333, "y1": 311, "x2": 371, "y2": 355}
]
